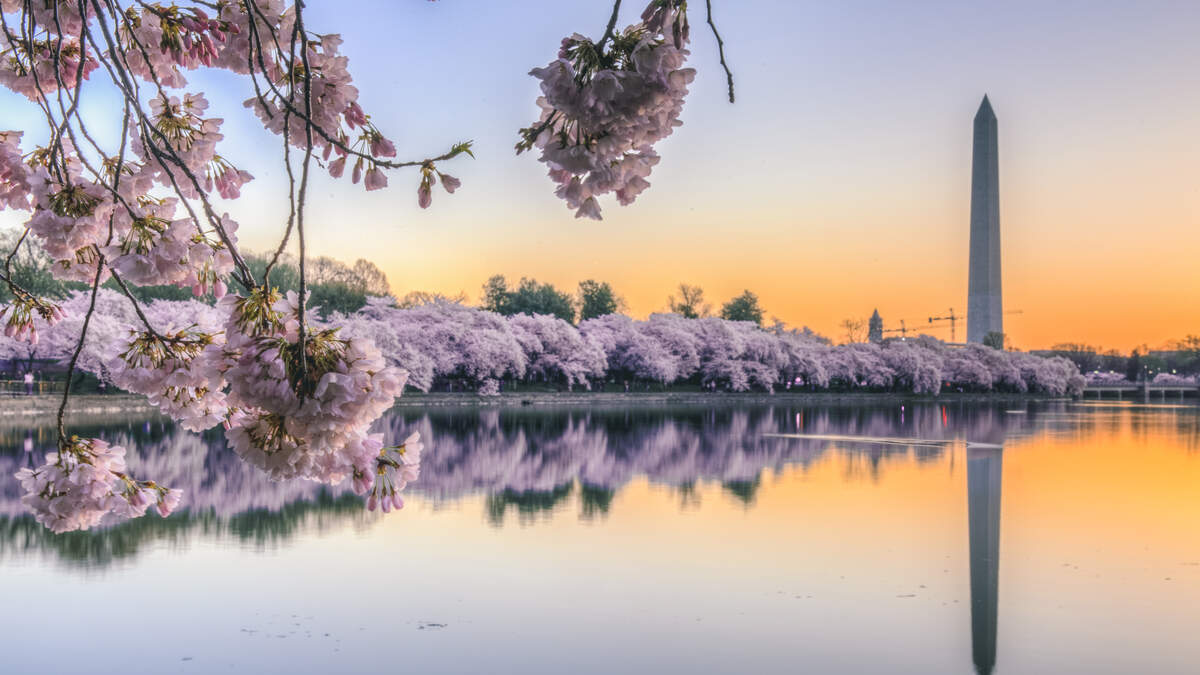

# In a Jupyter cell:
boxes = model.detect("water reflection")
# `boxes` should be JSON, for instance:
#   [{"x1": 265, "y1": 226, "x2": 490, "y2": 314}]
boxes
[
  {"x1": 0, "y1": 402, "x2": 1196, "y2": 568},
  {"x1": 968, "y1": 445, "x2": 1003, "y2": 675},
  {"x1": 0, "y1": 401, "x2": 1196, "y2": 674}
]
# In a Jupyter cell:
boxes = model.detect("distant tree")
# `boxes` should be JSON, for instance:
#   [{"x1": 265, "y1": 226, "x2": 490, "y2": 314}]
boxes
[
  {"x1": 868, "y1": 309, "x2": 883, "y2": 344},
  {"x1": 720, "y1": 290, "x2": 764, "y2": 325},
  {"x1": 0, "y1": 228, "x2": 80, "y2": 302},
  {"x1": 308, "y1": 282, "x2": 368, "y2": 315},
  {"x1": 242, "y1": 252, "x2": 391, "y2": 315},
  {"x1": 352, "y1": 259, "x2": 393, "y2": 296},
  {"x1": 480, "y1": 275, "x2": 511, "y2": 314},
  {"x1": 1126, "y1": 350, "x2": 1143, "y2": 382},
  {"x1": 668, "y1": 283, "x2": 710, "y2": 319},
  {"x1": 577, "y1": 280, "x2": 622, "y2": 321},
  {"x1": 1174, "y1": 335, "x2": 1200, "y2": 374},
  {"x1": 509, "y1": 278, "x2": 576, "y2": 323},
  {"x1": 1099, "y1": 349, "x2": 1127, "y2": 373},
  {"x1": 397, "y1": 290, "x2": 467, "y2": 308},
  {"x1": 244, "y1": 253, "x2": 302, "y2": 293},
  {"x1": 480, "y1": 275, "x2": 575, "y2": 323},
  {"x1": 840, "y1": 318, "x2": 866, "y2": 344},
  {"x1": 1048, "y1": 342, "x2": 1100, "y2": 372},
  {"x1": 111, "y1": 282, "x2": 203, "y2": 303},
  {"x1": 982, "y1": 331, "x2": 1006, "y2": 350}
]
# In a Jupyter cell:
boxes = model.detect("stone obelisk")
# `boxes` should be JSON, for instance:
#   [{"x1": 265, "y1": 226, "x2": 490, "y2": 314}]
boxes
[{"x1": 967, "y1": 95, "x2": 1002, "y2": 344}]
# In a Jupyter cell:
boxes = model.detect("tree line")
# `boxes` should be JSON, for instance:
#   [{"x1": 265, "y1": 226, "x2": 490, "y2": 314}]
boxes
[{"x1": 479, "y1": 275, "x2": 766, "y2": 326}]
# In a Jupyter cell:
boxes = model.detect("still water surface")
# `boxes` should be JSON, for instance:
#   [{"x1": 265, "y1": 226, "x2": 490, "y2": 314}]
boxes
[{"x1": 1, "y1": 401, "x2": 1198, "y2": 674}]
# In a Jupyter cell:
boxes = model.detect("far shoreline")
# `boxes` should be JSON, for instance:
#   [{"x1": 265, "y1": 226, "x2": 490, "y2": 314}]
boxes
[
  {"x1": 390, "y1": 391, "x2": 1076, "y2": 408},
  {"x1": 0, "y1": 391, "x2": 1082, "y2": 420}
]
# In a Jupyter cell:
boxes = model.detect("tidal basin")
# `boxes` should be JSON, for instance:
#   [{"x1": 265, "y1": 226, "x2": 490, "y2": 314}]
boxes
[{"x1": 2, "y1": 400, "x2": 1197, "y2": 674}]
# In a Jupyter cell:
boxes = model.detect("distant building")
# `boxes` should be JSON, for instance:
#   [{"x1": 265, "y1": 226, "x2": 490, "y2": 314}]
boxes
[
  {"x1": 967, "y1": 95, "x2": 1003, "y2": 343},
  {"x1": 868, "y1": 309, "x2": 883, "y2": 343}
]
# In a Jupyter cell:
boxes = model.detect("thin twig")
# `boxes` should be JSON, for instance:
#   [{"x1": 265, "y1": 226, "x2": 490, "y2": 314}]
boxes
[
  {"x1": 705, "y1": 0, "x2": 735, "y2": 104},
  {"x1": 55, "y1": 257, "x2": 103, "y2": 445},
  {"x1": 597, "y1": 0, "x2": 623, "y2": 51}
]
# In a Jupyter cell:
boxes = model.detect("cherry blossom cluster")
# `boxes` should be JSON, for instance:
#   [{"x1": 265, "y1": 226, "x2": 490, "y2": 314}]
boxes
[
  {"x1": 215, "y1": 290, "x2": 410, "y2": 492},
  {"x1": 414, "y1": 160, "x2": 462, "y2": 209},
  {"x1": 358, "y1": 431, "x2": 422, "y2": 512},
  {"x1": 518, "y1": 0, "x2": 695, "y2": 219},
  {"x1": 0, "y1": 30, "x2": 100, "y2": 101},
  {"x1": 0, "y1": 130, "x2": 30, "y2": 210},
  {"x1": 13, "y1": 437, "x2": 181, "y2": 534},
  {"x1": 133, "y1": 93, "x2": 252, "y2": 200},
  {"x1": 121, "y1": 2, "x2": 239, "y2": 86},
  {"x1": 0, "y1": 292, "x2": 64, "y2": 345},
  {"x1": 1084, "y1": 371, "x2": 1127, "y2": 385},
  {"x1": 109, "y1": 325, "x2": 230, "y2": 431},
  {"x1": 102, "y1": 197, "x2": 237, "y2": 295},
  {"x1": 0, "y1": 0, "x2": 93, "y2": 37},
  {"x1": 25, "y1": 159, "x2": 115, "y2": 279},
  {"x1": 1151, "y1": 372, "x2": 1197, "y2": 386}
]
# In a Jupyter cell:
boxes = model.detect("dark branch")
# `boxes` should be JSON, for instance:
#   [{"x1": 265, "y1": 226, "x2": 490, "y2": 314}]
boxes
[
  {"x1": 705, "y1": 0, "x2": 735, "y2": 104},
  {"x1": 596, "y1": 0, "x2": 623, "y2": 51}
]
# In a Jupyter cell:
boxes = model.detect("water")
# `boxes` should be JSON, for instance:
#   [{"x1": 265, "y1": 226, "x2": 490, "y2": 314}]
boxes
[{"x1": 1, "y1": 401, "x2": 1198, "y2": 674}]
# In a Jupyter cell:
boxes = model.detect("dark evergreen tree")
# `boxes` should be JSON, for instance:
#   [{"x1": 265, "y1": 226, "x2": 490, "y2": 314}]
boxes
[
  {"x1": 720, "y1": 290, "x2": 764, "y2": 325},
  {"x1": 1126, "y1": 350, "x2": 1142, "y2": 382}
]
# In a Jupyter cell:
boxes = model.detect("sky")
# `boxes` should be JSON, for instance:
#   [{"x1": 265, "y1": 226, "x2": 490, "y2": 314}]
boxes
[{"x1": 3, "y1": 0, "x2": 1199, "y2": 351}]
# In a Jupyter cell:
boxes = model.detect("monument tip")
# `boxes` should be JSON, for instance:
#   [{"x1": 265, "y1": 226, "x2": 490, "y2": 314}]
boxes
[{"x1": 976, "y1": 94, "x2": 995, "y2": 120}]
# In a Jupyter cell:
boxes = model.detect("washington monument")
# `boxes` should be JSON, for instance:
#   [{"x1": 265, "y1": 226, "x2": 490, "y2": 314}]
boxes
[{"x1": 967, "y1": 95, "x2": 1002, "y2": 343}]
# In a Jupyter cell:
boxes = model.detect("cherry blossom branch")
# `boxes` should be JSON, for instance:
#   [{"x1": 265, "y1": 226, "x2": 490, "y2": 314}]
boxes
[
  {"x1": 262, "y1": 105, "x2": 297, "y2": 282},
  {"x1": 705, "y1": 0, "x2": 734, "y2": 103},
  {"x1": 84, "y1": 0, "x2": 256, "y2": 289},
  {"x1": 55, "y1": 255, "x2": 103, "y2": 444},
  {"x1": 105, "y1": 10, "x2": 252, "y2": 282},
  {"x1": 241, "y1": 0, "x2": 471, "y2": 172},
  {"x1": 597, "y1": 0, "x2": 623, "y2": 51},
  {"x1": 292, "y1": 0, "x2": 313, "y2": 378}
]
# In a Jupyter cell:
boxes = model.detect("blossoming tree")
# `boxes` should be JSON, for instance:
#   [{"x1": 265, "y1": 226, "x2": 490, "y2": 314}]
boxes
[{"x1": 0, "y1": 0, "x2": 734, "y2": 532}]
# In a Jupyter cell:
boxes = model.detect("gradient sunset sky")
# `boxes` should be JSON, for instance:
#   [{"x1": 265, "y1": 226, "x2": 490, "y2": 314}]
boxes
[{"x1": 4, "y1": 0, "x2": 1198, "y2": 351}]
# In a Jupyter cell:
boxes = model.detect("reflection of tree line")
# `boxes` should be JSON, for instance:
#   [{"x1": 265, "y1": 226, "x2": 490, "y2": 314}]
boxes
[
  {"x1": 0, "y1": 492, "x2": 367, "y2": 569},
  {"x1": 380, "y1": 404, "x2": 1022, "y2": 511},
  {"x1": 1, "y1": 418, "x2": 357, "y2": 519},
  {"x1": 2, "y1": 402, "x2": 1191, "y2": 567}
]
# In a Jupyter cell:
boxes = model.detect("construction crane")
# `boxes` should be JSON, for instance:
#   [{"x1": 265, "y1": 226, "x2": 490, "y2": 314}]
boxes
[
  {"x1": 928, "y1": 309, "x2": 960, "y2": 342},
  {"x1": 881, "y1": 319, "x2": 909, "y2": 338},
  {"x1": 928, "y1": 309, "x2": 1024, "y2": 343}
]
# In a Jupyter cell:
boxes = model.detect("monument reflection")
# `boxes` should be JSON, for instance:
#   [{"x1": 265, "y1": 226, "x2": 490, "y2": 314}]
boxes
[{"x1": 968, "y1": 444, "x2": 1002, "y2": 675}]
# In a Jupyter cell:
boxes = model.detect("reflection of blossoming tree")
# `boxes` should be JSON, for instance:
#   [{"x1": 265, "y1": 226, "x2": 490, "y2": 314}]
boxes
[
  {"x1": 9, "y1": 398, "x2": 1191, "y2": 566},
  {"x1": 0, "y1": 0, "x2": 733, "y2": 531}
]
